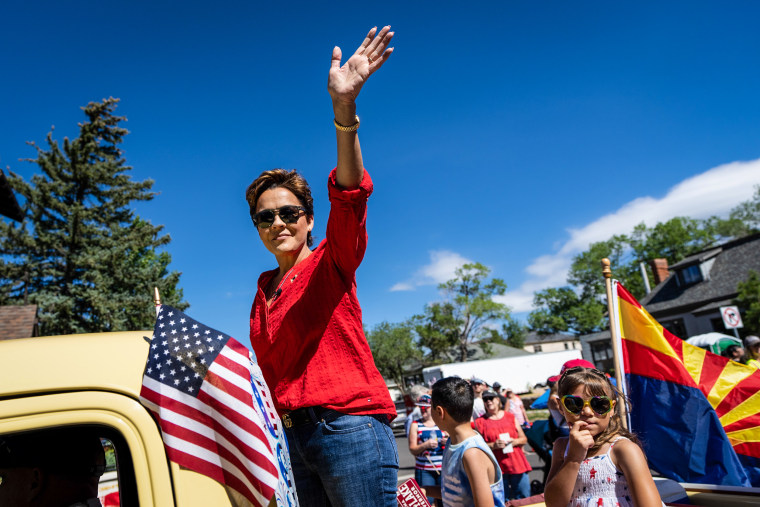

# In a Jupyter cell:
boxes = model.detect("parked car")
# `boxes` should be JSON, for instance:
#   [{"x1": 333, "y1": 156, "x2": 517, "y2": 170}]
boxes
[{"x1": 391, "y1": 399, "x2": 409, "y2": 436}]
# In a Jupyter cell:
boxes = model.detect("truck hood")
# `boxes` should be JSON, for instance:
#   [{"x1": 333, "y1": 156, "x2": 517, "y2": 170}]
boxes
[{"x1": 1, "y1": 331, "x2": 152, "y2": 399}]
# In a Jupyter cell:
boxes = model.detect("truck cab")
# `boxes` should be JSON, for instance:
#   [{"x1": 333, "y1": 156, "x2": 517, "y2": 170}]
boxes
[{"x1": 0, "y1": 331, "x2": 240, "y2": 506}]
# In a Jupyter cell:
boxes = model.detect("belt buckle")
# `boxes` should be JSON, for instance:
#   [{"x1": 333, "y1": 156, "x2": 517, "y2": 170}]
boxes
[{"x1": 282, "y1": 413, "x2": 293, "y2": 429}]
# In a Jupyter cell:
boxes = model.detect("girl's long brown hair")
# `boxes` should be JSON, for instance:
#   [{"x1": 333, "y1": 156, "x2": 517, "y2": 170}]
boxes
[{"x1": 557, "y1": 367, "x2": 641, "y2": 453}]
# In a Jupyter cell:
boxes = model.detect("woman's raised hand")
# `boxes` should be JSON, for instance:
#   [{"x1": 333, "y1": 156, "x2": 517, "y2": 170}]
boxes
[{"x1": 328, "y1": 26, "x2": 394, "y2": 106}]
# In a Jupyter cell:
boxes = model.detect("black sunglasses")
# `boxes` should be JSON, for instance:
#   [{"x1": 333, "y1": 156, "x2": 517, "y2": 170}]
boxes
[
  {"x1": 251, "y1": 205, "x2": 306, "y2": 229},
  {"x1": 561, "y1": 395, "x2": 614, "y2": 416}
]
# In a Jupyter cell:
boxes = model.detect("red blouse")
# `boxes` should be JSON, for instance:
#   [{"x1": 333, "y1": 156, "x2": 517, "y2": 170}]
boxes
[
  {"x1": 474, "y1": 412, "x2": 532, "y2": 475},
  {"x1": 249, "y1": 168, "x2": 395, "y2": 419}
]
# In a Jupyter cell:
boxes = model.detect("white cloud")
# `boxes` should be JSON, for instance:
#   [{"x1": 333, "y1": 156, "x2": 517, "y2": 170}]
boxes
[
  {"x1": 495, "y1": 158, "x2": 760, "y2": 313},
  {"x1": 390, "y1": 250, "x2": 473, "y2": 291}
]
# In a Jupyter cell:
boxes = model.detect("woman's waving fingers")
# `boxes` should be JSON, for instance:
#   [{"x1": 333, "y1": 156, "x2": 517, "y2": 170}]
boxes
[{"x1": 354, "y1": 25, "x2": 394, "y2": 72}]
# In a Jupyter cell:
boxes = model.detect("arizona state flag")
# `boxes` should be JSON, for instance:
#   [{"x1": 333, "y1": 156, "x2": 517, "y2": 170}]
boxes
[{"x1": 610, "y1": 281, "x2": 760, "y2": 487}]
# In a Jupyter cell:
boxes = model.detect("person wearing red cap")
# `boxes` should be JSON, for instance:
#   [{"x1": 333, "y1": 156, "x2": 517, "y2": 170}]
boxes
[
  {"x1": 560, "y1": 359, "x2": 596, "y2": 374},
  {"x1": 547, "y1": 359, "x2": 596, "y2": 444}
]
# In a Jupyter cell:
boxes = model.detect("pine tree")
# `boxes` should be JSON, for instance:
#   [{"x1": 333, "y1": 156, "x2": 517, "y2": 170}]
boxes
[{"x1": 0, "y1": 97, "x2": 187, "y2": 335}]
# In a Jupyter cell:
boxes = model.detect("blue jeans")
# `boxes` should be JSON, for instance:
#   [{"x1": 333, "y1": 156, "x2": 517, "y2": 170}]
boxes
[
  {"x1": 504, "y1": 472, "x2": 530, "y2": 500},
  {"x1": 285, "y1": 410, "x2": 399, "y2": 507}
]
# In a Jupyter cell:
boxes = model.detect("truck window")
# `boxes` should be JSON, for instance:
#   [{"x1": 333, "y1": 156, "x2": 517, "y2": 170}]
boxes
[{"x1": 0, "y1": 425, "x2": 137, "y2": 506}]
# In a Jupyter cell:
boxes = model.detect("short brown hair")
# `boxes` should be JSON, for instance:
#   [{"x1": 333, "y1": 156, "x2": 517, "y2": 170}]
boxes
[{"x1": 245, "y1": 169, "x2": 314, "y2": 247}]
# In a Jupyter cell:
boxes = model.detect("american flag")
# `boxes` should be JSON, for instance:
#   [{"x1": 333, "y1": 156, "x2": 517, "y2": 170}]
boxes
[{"x1": 139, "y1": 305, "x2": 298, "y2": 506}]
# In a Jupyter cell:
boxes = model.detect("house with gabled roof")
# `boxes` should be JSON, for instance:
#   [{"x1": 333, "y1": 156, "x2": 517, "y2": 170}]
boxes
[
  {"x1": 580, "y1": 233, "x2": 760, "y2": 372},
  {"x1": 522, "y1": 331, "x2": 581, "y2": 354},
  {"x1": 640, "y1": 232, "x2": 760, "y2": 338}
]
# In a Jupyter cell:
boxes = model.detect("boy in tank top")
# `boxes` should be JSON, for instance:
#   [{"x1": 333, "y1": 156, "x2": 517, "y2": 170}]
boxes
[{"x1": 423, "y1": 377, "x2": 506, "y2": 507}]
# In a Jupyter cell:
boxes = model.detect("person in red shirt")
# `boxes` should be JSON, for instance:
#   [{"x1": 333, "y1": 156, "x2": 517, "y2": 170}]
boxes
[
  {"x1": 474, "y1": 390, "x2": 533, "y2": 500},
  {"x1": 245, "y1": 26, "x2": 397, "y2": 506}
]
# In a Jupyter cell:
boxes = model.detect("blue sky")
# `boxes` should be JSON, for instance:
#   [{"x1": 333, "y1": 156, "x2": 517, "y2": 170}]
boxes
[{"x1": 2, "y1": 1, "x2": 760, "y2": 348}]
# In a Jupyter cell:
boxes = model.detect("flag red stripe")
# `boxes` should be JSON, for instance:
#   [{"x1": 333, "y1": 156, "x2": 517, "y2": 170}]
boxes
[
  {"x1": 616, "y1": 283, "x2": 641, "y2": 308},
  {"x1": 733, "y1": 442, "x2": 760, "y2": 459},
  {"x1": 723, "y1": 412, "x2": 760, "y2": 433},
  {"x1": 159, "y1": 419, "x2": 277, "y2": 498},
  {"x1": 227, "y1": 337, "x2": 250, "y2": 357},
  {"x1": 165, "y1": 444, "x2": 271, "y2": 505},
  {"x1": 204, "y1": 363, "x2": 255, "y2": 406},
  {"x1": 140, "y1": 384, "x2": 277, "y2": 475},
  {"x1": 697, "y1": 354, "x2": 729, "y2": 399},
  {"x1": 622, "y1": 338, "x2": 695, "y2": 387},
  {"x1": 196, "y1": 376, "x2": 271, "y2": 445},
  {"x1": 215, "y1": 351, "x2": 253, "y2": 380},
  {"x1": 715, "y1": 371, "x2": 760, "y2": 418},
  {"x1": 662, "y1": 328, "x2": 686, "y2": 363}
]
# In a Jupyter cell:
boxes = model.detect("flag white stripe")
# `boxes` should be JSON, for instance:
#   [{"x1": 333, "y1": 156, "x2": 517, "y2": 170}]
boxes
[
  {"x1": 139, "y1": 395, "x2": 278, "y2": 489},
  {"x1": 200, "y1": 374, "x2": 268, "y2": 438},
  {"x1": 210, "y1": 356, "x2": 256, "y2": 393},
  {"x1": 220, "y1": 344, "x2": 251, "y2": 370},
  {"x1": 161, "y1": 431, "x2": 270, "y2": 506},
  {"x1": 142, "y1": 376, "x2": 276, "y2": 460}
]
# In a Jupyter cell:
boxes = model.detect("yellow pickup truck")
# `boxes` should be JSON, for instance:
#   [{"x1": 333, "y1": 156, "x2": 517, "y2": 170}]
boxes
[
  {"x1": 5, "y1": 331, "x2": 760, "y2": 507},
  {"x1": 1, "y1": 331, "x2": 242, "y2": 506}
]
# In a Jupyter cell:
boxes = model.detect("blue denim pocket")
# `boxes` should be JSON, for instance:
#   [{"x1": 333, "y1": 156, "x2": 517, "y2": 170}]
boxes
[{"x1": 321, "y1": 413, "x2": 373, "y2": 435}]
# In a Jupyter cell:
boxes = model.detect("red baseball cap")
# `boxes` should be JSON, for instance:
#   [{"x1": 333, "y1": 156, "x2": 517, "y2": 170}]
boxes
[{"x1": 560, "y1": 359, "x2": 596, "y2": 374}]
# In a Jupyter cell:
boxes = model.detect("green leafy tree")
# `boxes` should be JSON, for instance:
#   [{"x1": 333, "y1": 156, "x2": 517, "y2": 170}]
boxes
[
  {"x1": 0, "y1": 98, "x2": 187, "y2": 335},
  {"x1": 567, "y1": 237, "x2": 628, "y2": 299},
  {"x1": 628, "y1": 217, "x2": 715, "y2": 278},
  {"x1": 726, "y1": 185, "x2": 760, "y2": 234},
  {"x1": 528, "y1": 190, "x2": 760, "y2": 337},
  {"x1": 366, "y1": 321, "x2": 421, "y2": 394},
  {"x1": 499, "y1": 317, "x2": 528, "y2": 349},
  {"x1": 413, "y1": 302, "x2": 460, "y2": 364},
  {"x1": 528, "y1": 286, "x2": 606, "y2": 336},
  {"x1": 735, "y1": 270, "x2": 760, "y2": 333},
  {"x1": 416, "y1": 263, "x2": 512, "y2": 363}
]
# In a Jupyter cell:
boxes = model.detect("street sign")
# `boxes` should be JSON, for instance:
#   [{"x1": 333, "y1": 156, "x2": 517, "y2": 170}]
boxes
[{"x1": 720, "y1": 306, "x2": 744, "y2": 329}]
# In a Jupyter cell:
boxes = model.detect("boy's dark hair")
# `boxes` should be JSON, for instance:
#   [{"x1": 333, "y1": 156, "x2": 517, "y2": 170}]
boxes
[
  {"x1": 722, "y1": 344, "x2": 741, "y2": 358},
  {"x1": 431, "y1": 376, "x2": 473, "y2": 423}
]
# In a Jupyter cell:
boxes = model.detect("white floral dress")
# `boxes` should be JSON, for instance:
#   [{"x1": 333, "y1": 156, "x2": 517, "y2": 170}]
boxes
[{"x1": 568, "y1": 437, "x2": 633, "y2": 507}]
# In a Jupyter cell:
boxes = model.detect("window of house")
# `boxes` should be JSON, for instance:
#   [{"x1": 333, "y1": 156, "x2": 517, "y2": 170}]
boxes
[
  {"x1": 533, "y1": 344, "x2": 542, "y2": 353},
  {"x1": 590, "y1": 341, "x2": 613, "y2": 373},
  {"x1": 680, "y1": 265, "x2": 703, "y2": 285},
  {"x1": 662, "y1": 319, "x2": 686, "y2": 339},
  {"x1": 711, "y1": 317, "x2": 726, "y2": 333},
  {"x1": 564, "y1": 342, "x2": 570, "y2": 350}
]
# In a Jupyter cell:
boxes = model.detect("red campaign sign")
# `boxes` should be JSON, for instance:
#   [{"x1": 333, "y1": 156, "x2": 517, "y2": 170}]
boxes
[{"x1": 397, "y1": 478, "x2": 432, "y2": 507}]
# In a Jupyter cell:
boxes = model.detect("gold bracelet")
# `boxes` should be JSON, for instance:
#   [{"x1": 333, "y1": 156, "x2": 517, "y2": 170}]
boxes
[{"x1": 334, "y1": 115, "x2": 360, "y2": 132}]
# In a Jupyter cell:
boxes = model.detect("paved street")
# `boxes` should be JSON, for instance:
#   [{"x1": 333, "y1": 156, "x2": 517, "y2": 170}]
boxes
[{"x1": 396, "y1": 435, "x2": 546, "y2": 492}]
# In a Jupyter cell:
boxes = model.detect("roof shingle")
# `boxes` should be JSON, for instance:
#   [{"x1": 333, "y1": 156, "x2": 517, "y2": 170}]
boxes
[{"x1": 640, "y1": 233, "x2": 760, "y2": 316}]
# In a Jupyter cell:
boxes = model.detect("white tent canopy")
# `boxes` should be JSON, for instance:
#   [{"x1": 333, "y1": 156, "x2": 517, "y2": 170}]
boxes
[{"x1": 686, "y1": 332, "x2": 742, "y2": 354}]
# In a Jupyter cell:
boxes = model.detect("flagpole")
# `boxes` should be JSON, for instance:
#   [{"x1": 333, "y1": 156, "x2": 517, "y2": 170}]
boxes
[
  {"x1": 601, "y1": 258, "x2": 628, "y2": 429},
  {"x1": 153, "y1": 286, "x2": 161, "y2": 316}
]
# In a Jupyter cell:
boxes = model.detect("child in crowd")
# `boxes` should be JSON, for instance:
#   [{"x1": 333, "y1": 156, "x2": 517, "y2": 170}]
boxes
[
  {"x1": 544, "y1": 366, "x2": 662, "y2": 507},
  {"x1": 424, "y1": 376, "x2": 506, "y2": 507},
  {"x1": 408, "y1": 394, "x2": 446, "y2": 507}
]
